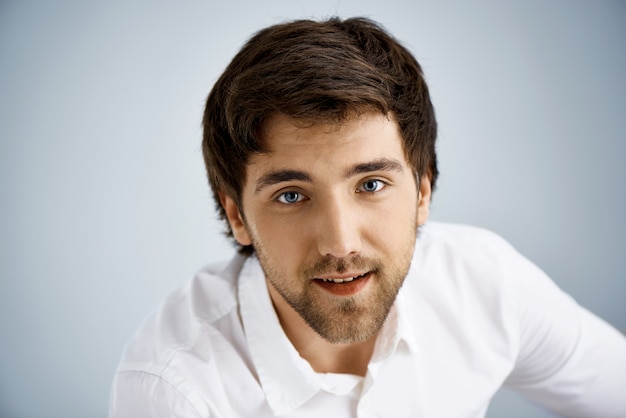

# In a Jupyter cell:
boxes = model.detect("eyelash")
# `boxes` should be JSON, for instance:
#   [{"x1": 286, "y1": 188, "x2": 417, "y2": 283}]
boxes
[
  {"x1": 276, "y1": 179, "x2": 387, "y2": 205},
  {"x1": 276, "y1": 191, "x2": 307, "y2": 204},
  {"x1": 356, "y1": 179, "x2": 387, "y2": 193}
]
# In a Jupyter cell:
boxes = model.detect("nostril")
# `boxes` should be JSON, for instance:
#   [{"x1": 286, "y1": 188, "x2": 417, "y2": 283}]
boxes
[{"x1": 317, "y1": 232, "x2": 361, "y2": 258}]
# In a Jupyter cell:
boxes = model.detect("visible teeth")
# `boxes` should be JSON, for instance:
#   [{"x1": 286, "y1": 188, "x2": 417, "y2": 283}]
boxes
[{"x1": 322, "y1": 275, "x2": 363, "y2": 283}]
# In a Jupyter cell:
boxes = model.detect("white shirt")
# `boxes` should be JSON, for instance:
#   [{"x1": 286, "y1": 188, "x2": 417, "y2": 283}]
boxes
[{"x1": 109, "y1": 222, "x2": 626, "y2": 417}]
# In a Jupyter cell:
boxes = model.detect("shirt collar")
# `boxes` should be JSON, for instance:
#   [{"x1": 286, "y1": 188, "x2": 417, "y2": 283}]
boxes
[
  {"x1": 397, "y1": 262, "x2": 420, "y2": 355},
  {"x1": 369, "y1": 284, "x2": 419, "y2": 367},
  {"x1": 238, "y1": 256, "x2": 320, "y2": 415},
  {"x1": 238, "y1": 255, "x2": 418, "y2": 414}
]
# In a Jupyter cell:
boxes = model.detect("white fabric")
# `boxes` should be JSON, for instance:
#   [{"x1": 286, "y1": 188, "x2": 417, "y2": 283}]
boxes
[{"x1": 109, "y1": 222, "x2": 626, "y2": 417}]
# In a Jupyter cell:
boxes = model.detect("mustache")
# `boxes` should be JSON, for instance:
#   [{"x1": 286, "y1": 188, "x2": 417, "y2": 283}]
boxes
[{"x1": 302, "y1": 255, "x2": 380, "y2": 278}]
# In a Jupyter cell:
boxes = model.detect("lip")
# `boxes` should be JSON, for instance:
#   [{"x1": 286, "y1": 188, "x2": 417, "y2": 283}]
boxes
[
  {"x1": 314, "y1": 272, "x2": 369, "y2": 282},
  {"x1": 312, "y1": 272, "x2": 372, "y2": 296}
]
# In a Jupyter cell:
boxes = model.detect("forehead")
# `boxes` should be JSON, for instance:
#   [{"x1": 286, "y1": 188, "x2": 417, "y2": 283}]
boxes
[
  {"x1": 243, "y1": 112, "x2": 411, "y2": 186},
  {"x1": 259, "y1": 112, "x2": 404, "y2": 155}
]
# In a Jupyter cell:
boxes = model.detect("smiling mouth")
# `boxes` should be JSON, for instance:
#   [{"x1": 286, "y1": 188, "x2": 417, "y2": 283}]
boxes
[
  {"x1": 315, "y1": 272, "x2": 369, "y2": 283},
  {"x1": 312, "y1": 272, "x2": 372, "y2": 296}
]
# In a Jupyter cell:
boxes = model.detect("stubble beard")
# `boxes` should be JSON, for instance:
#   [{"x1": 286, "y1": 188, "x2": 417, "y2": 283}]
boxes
[{"x1": 253, "y1": 236, "x2": 416, "y2": 345}]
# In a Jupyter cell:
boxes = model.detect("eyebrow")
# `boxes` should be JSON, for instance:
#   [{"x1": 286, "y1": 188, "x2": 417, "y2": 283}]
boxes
[
  {"x1": 254, "y1": 170, "x2": 312, "y2": 194},
  {"x1": 253, "y1": 158, "x2": 405, "y2": 194},
  {"x1": 343, "y1": 158, "x2": 404, "y2": 178}
]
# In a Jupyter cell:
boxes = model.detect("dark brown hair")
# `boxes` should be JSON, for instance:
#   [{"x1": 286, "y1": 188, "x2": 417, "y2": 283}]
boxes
[{"x1": 202, "y1": 17, "x2": 438, "y2": 253}]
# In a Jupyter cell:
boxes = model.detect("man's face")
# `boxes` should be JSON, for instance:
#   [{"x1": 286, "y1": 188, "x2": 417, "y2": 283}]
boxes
[{"x1": 222, "y1": 112, "x2": 431, "y2": 344}]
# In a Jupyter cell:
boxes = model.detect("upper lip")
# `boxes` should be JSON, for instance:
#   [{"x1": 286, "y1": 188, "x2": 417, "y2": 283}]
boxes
[{"x1": 314, "y1": 272, "x2": 369, "y2": 280}]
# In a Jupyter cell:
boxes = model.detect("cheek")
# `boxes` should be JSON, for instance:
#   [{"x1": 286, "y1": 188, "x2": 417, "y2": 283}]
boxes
[
  {"x1": 372, "y1": 209, "x2": 415, "y2": 243},
  {"x1": 382, "y1": 189, "x2": 419, "y2": 225},
  {"x1": 249, "y1": 212, "x2": 309, "y2": 254},
  {"x1": 390, "y1": 201, "x2": 418, "y2": 241}
]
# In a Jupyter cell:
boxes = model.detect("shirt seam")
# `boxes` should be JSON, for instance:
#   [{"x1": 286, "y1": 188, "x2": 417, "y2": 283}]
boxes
[{"x1": 115, "y1": 369, "x2": 208, "y2": 418}]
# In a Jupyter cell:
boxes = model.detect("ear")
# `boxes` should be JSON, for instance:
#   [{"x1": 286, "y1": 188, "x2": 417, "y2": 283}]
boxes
[
  {"x1": 417, "y1": 175, "x2": 432, "y2": 226},
  {"x1": 219, "y1": 192, "x2": 252, "y2": 246}
]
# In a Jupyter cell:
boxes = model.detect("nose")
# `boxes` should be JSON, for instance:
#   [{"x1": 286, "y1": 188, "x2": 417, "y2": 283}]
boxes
[{"x1": 315, "y1": 197, "x2": 362, "y2": 258}]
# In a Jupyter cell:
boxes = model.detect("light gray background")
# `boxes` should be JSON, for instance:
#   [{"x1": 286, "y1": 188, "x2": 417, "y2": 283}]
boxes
[{"x1": 1, "y1": 1, "x2": 624, "y2": 417}]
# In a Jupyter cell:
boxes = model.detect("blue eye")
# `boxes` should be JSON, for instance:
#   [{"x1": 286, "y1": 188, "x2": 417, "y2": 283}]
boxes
[
  {"x1": 358, "y1": 179, "x2": 385, "y2": 193},
  {"x1": 277, "y1": 191, "x2": 304, "y2": 204}
]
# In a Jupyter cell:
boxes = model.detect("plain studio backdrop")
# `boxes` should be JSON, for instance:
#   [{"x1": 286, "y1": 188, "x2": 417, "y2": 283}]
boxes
[{"x1": 1, "y1": 1, "x2": 624, "y2": 417}]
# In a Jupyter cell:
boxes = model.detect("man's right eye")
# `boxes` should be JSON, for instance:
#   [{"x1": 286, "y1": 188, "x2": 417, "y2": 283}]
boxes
[{"x1": 277, "y1": 191, "x2": 305, "y2": 204}]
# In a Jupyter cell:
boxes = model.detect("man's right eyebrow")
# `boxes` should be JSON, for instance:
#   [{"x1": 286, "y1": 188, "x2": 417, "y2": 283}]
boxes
[{"x1": 254, "y1": 170, "x2": 312, "y2": 194}]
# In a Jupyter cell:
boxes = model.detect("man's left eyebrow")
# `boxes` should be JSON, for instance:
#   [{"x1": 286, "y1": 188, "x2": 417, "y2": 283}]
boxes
[{"x1": 344, "y1": 158, "x2": 405, "y2": 178}]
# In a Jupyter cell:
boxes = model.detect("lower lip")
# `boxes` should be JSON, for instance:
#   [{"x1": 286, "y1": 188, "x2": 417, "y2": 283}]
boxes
[{"x1": 313, "y1": 273, "x2": 371, "y2": 296}]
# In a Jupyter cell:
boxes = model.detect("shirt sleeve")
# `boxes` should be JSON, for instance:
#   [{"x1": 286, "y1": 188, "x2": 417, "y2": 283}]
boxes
[
  {"x1": 109, "y1": 370, "x2": 207, "y2": 418},
  {"x1": 503, "y1": 246, "x2": 626, "y2": 418}
]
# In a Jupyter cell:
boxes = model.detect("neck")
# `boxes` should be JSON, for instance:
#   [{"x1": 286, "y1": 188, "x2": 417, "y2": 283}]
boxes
[{"x1": 267, "y1": 281, "x2": 377, "y2": 376}]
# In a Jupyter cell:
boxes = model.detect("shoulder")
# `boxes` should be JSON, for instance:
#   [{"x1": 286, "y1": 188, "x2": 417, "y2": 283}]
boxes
[
  {"x1": 112, "y1": 254, "x2": 247, "y2": 389},
  {"x1": 406, "y1": 222, "x2": 546, "y2": 358},
  {"x1": 110, "y1": 254, "x2": 250, "y2": 416},
  {"x1": 399, "y1": 222, "x2": 529, "y2": 391},
  {"x1": 407, "y1": 222, "x2": 527, "y2": 328},
  {"x1": 109, "y1": 369, "x2": 207, "y2": 418},
  {"x1": 416, "y1": 221, "x2": 513, "y2": 253},
  {"x1": 413, "y1": 221, "x2": 520, "y2": 283}
]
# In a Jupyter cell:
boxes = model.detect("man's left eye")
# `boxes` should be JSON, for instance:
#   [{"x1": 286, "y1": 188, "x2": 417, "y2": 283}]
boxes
[
  {"x1": 277, "y1": 191, "x2": 305, "y2": 204},
  {"x1": 357, "y1": 179, "x2": 386, "y2": 193}
]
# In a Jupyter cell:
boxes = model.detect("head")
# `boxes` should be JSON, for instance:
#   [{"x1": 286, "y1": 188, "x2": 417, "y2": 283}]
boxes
[
  {"x1": 201, "y1": 17, "x2": 437, "y2": 345},
  {"x1": 202, "y1": 17, "x2": 438, "y2": 255}
]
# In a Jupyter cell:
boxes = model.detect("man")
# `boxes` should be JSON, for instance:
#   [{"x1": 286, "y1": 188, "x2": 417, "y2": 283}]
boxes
[{"x1": 109, "y1": 17, "x2": 626, "y2": 417}]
